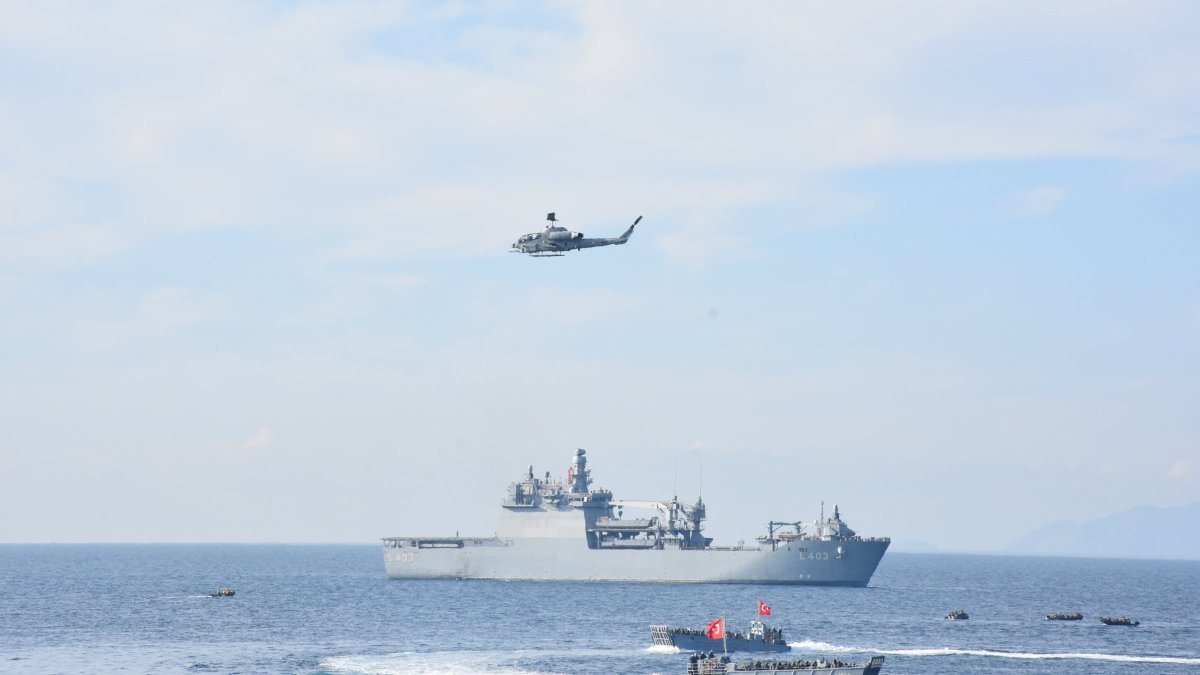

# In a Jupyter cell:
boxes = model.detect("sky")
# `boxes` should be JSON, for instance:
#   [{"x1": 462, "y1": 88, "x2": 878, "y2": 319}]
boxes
[{"x1": 1, "y1": 1, "x2": 1197, "y2": 551}]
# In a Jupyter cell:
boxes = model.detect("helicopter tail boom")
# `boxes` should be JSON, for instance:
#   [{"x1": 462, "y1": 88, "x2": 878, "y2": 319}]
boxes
[{"x1": 616, "y1": 215, "x2": 642, "y2": 244}]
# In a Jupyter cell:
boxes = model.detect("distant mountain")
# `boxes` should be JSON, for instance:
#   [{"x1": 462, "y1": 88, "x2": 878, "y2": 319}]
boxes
[{"x1": 1007, "y1": 502, "x2": 1200, "y2": 560}]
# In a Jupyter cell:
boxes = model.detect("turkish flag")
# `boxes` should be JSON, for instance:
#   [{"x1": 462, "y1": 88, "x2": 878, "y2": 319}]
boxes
[
  {"x1": 758, "y1": 600, "x2": 771, "y2": 616},
  {"x1": 706, "y1": 617, "x2": 725, "y2": 640}
]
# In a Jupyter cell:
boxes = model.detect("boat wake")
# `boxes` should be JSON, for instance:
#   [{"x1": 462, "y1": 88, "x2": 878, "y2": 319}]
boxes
[
  {"x1": 789, "y1": 639, "x2": 1200, "y2": 665},
  {"x1": 320, "y1": 653, "x2": 545, "y2": 675},
  {"x1": 321, "y1": 648, "x2": 651, "y2": 675},
  {"x1": 645, "y1": 645, "x2": 681, "y2": 654}
]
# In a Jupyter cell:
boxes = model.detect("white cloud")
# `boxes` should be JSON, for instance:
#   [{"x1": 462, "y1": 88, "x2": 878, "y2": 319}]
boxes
[
  {"x1": 0, "y1": 172, "x2": 57, "y2": 231},
  {"x1": 517, "y1": 287, "x2": 644, "y2": 326},
  {"x1": 137, "y1": 287, "x2": 223, "y2": 329},
  {"x1": 0, "y1": 2, "x2": 1195, "y2": 267},
  {"x1": 0, "y1": 223, "x2": 124, "y2": 267},
  {"x1": 1006, "y1": 186, "x2": 1067, "y2": 216},
  {"x1": 243, "y1": 426, "x2": 272, "y2": 451},
  {"x1": 1167, "y1": 458, "x2": 1195, "y2": 480},
  {"x1": 657, "y1": 230, "x2": 759, "y2": 269},
  {"x1": 358, "y1": 273, "x2": 427, "y2": 291},
  {"x1": 3, "y1": 3, "x2": 1199, "y2": 546},
  {"x1": 1184, "y1": 304, "x2": 1200, "y2": 329},
  {"x1": 651, "y1": 199, "x2": 767, "y2": 268},
  {"x1": 74, "y1": 286, "x2": 225, "y2": 349}
]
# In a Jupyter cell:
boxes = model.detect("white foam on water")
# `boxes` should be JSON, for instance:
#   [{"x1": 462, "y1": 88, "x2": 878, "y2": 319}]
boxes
[
  {"x1": 645, "y1": 645, "x2": 681, "y2": 654},
  {"x1": 320, "y1": 648, "x2": 642, "y2": 675},
  {"x1": 788, "y1": 640, "x2": 860, "y2": 654},
  {"x1": 320, "y1": 653, "x2": 547, "y2": 675},
  {"x1": 788, "y1": 639, "x2": 1200, "y2": 665}
]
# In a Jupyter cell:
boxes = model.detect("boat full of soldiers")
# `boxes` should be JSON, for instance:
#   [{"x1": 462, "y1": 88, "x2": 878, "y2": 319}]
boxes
[
  {"x1": 686, "y1": 653, "x2": 886, "y2": 675},
  {"x1": 651, "y1": 620, "x2": 789, "y2": 653}
]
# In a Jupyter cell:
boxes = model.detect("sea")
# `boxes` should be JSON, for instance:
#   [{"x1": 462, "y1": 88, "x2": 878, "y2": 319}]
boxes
[{"x1": 2, "y1": 545, "x2": 1198, "y2": 674}]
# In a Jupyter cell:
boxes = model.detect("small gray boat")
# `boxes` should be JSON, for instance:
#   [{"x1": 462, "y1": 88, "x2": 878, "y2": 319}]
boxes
[
  {"x1": 652, "y1": 620, "x2": 789, "y2": 653},
  {"x1": 687, "y1": 653, "x2": 885, "y2": 675}
]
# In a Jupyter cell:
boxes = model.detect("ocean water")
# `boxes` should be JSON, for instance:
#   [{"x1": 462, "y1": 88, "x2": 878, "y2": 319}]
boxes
[{"x1": 1, "y1": 545, "x2": 1197, "y2": 674}]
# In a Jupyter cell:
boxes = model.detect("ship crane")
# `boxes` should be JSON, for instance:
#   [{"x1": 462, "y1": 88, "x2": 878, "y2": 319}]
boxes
[
  {"x1": 758, "y1": 521, "x2": 806, "y2": 551},
  {"x1": 610, "y1": 498, "x2": 698, "y2": 525},
  {"x1": 610, "y1": 500, "x2": 672, "y2": 511}
]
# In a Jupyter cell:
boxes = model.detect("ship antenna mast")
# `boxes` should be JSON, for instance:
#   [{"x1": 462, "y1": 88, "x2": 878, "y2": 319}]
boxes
[{"x1": 723, "y1": 610, "x2": 728, "y2": 654}]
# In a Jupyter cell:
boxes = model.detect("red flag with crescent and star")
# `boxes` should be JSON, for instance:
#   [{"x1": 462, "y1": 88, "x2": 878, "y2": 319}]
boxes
[
  {"x1": 758, "y1": 600, "x2": 771, "y2": 616},
  {"x1": 706, "y1": 617, "x2": 725, "y2": 640}
]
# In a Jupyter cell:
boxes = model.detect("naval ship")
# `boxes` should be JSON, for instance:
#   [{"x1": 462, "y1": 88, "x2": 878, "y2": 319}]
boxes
[{"x1": 383, "y1": 449, "x2": 889, "y2": 584}]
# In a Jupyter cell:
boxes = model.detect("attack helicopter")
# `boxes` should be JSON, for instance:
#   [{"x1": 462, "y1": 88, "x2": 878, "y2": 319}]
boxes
[{"x1": 511, "y1": 213, "x2": 641, "y2": 256}]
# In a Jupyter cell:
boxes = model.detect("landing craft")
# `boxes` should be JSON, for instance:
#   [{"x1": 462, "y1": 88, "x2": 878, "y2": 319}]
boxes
[{"x1": 512, "y1": 212, "x2": 641, "y2": 256}]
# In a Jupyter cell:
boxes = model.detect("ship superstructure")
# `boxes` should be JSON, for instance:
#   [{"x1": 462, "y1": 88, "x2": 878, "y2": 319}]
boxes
[{"x1": 383, "y1": 449, "x2": 889, "y2": 585}]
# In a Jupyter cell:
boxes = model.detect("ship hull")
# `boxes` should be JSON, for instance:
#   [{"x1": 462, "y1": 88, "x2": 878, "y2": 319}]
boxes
[{"x1": 383, "y1": 537, "x2": 889, "y2": 585}]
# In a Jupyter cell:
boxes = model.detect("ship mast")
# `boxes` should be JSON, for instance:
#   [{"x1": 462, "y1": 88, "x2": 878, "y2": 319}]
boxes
[{"x1": 722, "y1": 610, "x2": 727, "y2": 654}]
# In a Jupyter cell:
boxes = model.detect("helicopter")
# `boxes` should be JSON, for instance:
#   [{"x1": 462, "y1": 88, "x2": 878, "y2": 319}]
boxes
[{"x1": 511, "y1": 213, "x2": 641, "y2": 256}]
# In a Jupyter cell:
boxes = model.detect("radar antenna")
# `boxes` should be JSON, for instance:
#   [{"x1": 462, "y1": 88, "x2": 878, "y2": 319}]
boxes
[{"x1": 673, "y1": 455, "x2": 678, "y2": 500}]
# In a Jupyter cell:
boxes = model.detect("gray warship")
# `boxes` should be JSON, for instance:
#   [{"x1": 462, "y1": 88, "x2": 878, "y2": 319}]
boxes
[{"x1": 383, "y1": 449, "x2": 890, "y2": 584}]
